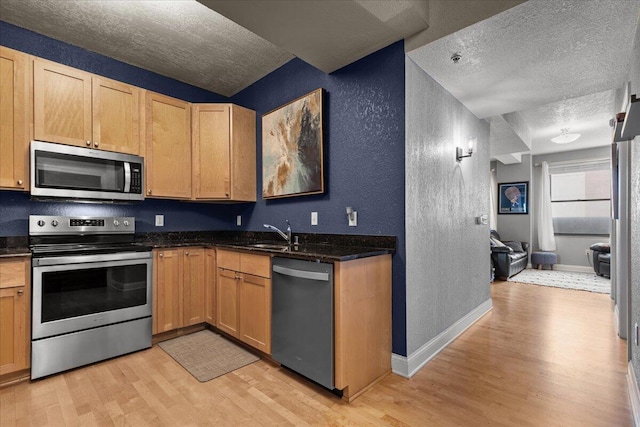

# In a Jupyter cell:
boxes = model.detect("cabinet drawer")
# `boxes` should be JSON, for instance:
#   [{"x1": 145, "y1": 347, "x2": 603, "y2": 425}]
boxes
[
  {"x1": 0, "y1": 258, "x2": 29, "y2": 289},
  {"x1": 217, "y1": 249, "x2": 240, "y2": 271},
  {"x1": 240, "y1": 252, "x2": 271, "y2": 278}
]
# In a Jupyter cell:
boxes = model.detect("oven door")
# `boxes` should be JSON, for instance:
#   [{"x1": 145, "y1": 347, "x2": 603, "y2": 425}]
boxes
[{"x1": 32, "y1": 251, "x2": 152, "y2": 340}]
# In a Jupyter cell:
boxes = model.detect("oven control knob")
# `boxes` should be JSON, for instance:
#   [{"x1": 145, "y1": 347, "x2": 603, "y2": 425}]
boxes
[
  {"x1": 113, "y1": 219, "x2": 120, "y2": 227},
  {"x1": 123, "y1": 220, "x2": 130, "y2": 227},
  {"x1": 37, "y1": 220, "x2": 45, "y2": 227},
  {"x1": 51, "y1": 220, "x2": 58, "y2": 227}
]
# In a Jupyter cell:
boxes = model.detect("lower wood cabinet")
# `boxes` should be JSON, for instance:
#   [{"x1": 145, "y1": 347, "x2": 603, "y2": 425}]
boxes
[
  {"x1": 0, "y1": 257, "x2": 30, "y2": 377},
  {"x1": 216, "y1": 249, "x2": 271, "y2": 354},
  {"x1": 153, "y1": 247, "x2": 205, "y2": 334}
]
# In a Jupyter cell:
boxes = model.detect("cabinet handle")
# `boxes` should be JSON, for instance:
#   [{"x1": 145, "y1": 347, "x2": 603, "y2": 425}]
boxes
[
  {"x1": 17, "y1": 289, "x2": 24, "y2": 296},
  {"x1": 17, "y1": 179, "x2": 23, "y2": 185},
  {"x1": 148, "y1": 189, "x2": 152, "y2": 195},
  {"x1": 185, "y1": 252, "x2": 189, "y2": 256},
  {"x1": 94, "y1": 141, "x2": 99, "y2": 148},
  {"x1": 159, "y1": 253, "x2": 164, "y2": 258},
  {"x1": 86, "y1": 141, "x2": 91, "y2": 146}
]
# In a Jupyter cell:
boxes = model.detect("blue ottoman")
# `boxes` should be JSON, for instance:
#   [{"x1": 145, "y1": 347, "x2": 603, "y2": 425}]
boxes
[{"x1": 531, "y1": 251, "x2": 557, "y2": 270}]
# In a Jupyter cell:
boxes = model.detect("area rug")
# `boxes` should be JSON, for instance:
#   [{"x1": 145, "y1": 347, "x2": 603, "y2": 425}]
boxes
[
  {"x1": 158, "y1": 330, "x2": 259, "y2": 382},
  {"x1": 508, "y1": 268, "x2": 610, "y2": 294}
]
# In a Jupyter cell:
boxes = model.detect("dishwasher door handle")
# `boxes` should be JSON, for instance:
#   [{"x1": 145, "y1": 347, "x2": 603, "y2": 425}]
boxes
[{"x1": 273, "y1": 265, "x2": 329, "y2": 281}]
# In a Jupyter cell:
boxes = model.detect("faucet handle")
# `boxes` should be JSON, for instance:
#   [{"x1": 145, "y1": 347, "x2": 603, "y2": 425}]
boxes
[{"x1": 286, "y1": 219, "x2": 291, "y2": 230}]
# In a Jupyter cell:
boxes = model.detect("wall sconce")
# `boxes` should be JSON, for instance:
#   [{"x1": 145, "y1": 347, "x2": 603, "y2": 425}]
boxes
[{"x1": 456, "y1": 137, "x2": 475, "y2": 162}]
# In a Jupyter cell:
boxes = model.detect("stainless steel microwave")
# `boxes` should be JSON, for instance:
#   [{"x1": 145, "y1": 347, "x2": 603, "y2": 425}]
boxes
[{"x1": 30, "y1": 141, "x2": 144, "y2": 201}]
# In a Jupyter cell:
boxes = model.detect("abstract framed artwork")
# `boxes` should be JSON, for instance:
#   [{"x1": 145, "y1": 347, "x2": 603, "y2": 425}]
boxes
[
  {"x1": 498, "y1": 181, "x2": 529, "y2": 214},
  {"x1": 262, "y1": 88, "x2": 324, "y2": 199}
]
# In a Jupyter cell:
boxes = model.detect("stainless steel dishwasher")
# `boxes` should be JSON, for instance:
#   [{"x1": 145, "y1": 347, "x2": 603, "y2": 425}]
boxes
[{"x1": 271, "y1": 257, "x2": 334, "y2": 389}]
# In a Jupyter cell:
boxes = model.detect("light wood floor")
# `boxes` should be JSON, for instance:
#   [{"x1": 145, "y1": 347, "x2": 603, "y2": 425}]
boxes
[{"x1": 1, "y1": 281, "x2": 632, "y2": 426}]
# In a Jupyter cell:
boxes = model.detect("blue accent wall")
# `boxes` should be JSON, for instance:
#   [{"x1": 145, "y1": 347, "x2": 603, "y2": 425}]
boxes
[
  {"x1": 230, "y1": 43, "x2": 406, "y2": 355},
  {"x1": 0, "y1": 21, "x2": 407, "y2": 355}
]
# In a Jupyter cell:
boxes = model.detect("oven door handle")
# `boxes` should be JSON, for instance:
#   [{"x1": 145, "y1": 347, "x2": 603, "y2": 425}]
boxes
[{"x1": 33, "y1": 251, "x2": 152, "y2": 267}]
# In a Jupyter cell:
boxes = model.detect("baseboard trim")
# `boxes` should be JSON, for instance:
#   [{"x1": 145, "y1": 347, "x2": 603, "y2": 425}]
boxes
[
  {"x1": 391, "y1": 298, "x2": 493, "y2": 378},
  {"x1": 553, "y1": 264, "x2": 593, "y2": 273},
  {"x1": 628, "y1": 362, "x2": 640, "y2": 426}
]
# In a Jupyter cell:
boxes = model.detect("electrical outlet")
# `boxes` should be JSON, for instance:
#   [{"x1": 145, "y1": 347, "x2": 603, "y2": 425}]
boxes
[
  {"x1": 155, "y1": 215, "x2": 164, "y2": 227},
  {"x1": 236, "y1": 215, "x2": 242, "y2": 226},
  {"x1": 311, "y1": 211, "x2": 318, "y2": 226},
  {"x1": 348, "y1": 211, "x2": 358, "y2": 227}
]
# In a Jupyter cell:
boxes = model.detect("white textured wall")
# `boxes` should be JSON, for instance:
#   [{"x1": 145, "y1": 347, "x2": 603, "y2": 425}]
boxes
[
  {"x1": 628, "y1": 17, "x2": 640, "y2": 384},
  {"x1": 405, "y1": 57, "x2": 491, "y2": 356}
]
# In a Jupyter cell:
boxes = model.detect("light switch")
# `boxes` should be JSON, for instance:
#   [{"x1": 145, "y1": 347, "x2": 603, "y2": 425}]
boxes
[
  {"x1": 311, "y1": 211, "x2": 318, "y2": 226},
  {"x1": 155, "y1": 215, "x2": 164, "y2": 227},
  {"x1": 237, "y1": 215, "x2": 242, "y2": 226}
]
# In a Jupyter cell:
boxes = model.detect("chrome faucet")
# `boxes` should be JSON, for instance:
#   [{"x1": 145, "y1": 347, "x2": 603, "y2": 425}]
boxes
[{"x1": 263, "y1": 220, "x2": 291, "y2": 244}]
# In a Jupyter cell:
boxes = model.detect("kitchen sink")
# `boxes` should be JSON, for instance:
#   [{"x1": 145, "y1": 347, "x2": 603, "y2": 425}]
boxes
[{"x1": 244, "y1": 243, "x2": 290, "y2": 251}]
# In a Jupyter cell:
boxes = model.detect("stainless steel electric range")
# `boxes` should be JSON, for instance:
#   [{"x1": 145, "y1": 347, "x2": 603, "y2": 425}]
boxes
[{"x1": 29, "y1": 215, "x2": 153, "y2": 379}]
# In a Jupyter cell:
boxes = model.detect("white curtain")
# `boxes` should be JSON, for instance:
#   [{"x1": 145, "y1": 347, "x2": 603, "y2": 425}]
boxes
[{"x1": 537, "y1": 161, "x2": 556, "y2": 251}]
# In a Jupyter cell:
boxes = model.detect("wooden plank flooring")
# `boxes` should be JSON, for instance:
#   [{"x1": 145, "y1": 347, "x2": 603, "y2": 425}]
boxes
[{"x1": 0, "y1": 281, "x2": 632, "y2": 426}]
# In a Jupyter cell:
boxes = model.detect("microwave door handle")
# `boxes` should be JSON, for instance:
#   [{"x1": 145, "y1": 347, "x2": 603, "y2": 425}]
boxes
[{"x1": 124, "y1": 162, "x2": 131, "y2": 193}]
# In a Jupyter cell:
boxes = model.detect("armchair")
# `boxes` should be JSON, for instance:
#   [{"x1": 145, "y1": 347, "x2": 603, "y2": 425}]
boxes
[{"x1": 490, "y1": 230, "x2": 529, "y2": 280}]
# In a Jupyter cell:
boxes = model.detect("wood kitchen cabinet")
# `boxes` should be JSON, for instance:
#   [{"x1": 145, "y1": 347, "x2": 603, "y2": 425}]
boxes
[
  {"x1": 33, "y1": 58, "x2": 141, "y2": 154},
  {"x1": 334, "y1": 254, "x2": 392, "y2": 402},
  {"x1": 0, "y1": 46, "x2": 29, "y2": 191},
  {"x1": 153, "y1": 247, "x2": 205, "y2": 334},
  {"x1": 192, "y1": 104, "x2": 256, "y2": 201},
  {"x1": 204, "y1": 249, "x2": 217, "y2": 326},
  {"x1": 144, "y1": 91, "x2": 192, "y2": 199},
  {"x1": 216, "y1": 249, "x2": 271, "y2": 353},
  {"x1": 0, "y1": 257, "x2": 30, "y2": 378}
]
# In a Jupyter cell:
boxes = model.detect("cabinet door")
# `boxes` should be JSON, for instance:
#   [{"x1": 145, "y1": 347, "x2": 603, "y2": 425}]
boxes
[
  {"x1": 204, "y1": 249, "x2": 216, "y2": 326},
  {"x1": 183, "y1": 248, "x2": 205, "y2": 326},
  {"x1": 154, "y1": 249, "x2": 182, "y2": 334},
  {"x1": 229, "y1": 105, "x2": 256, "y2": 202},
  {"x1": 239, "y1": 273, "x2": 271, "y2": 354},
  {"x1": 216, "y1": 268, "x2": 239, "y2": 337},
  {"x1": 92, "y1": 77, "x2": 141, "y2": 154},
  {"x1": 0, "y1": 47, "x2": 28, "y2": 190},
  {"x1": 33, "y1": 59, "x2": 92, "y2": 147},
  {"x1": 0, "y1": 258, "x2": 30, "y2": 375},
  {"x1": 192, "y1": 104, "x2": 230, "y2": 199},
  {"x1": 144, "y1": 92, "x2": 191, "y2": 199}
]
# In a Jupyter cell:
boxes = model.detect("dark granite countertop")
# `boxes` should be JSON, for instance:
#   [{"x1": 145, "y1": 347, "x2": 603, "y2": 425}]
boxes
[
  {"x1": 136, "y1": 231, "x2": 396, "y2": 262},
  {"x1": 0, "y1": 236, "x2": 30, "y2": 258},
  {"x1": 0, "y1": 232, "x2": 396, "y2": 262}
]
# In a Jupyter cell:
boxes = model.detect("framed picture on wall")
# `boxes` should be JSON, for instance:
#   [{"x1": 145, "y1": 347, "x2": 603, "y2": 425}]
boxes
[
  {"x1": 262, "y1": 88, "x2": 324, "y2": 199},
  {"x1": 498, "y1": 181, "x2": 529, "y2": 214}
]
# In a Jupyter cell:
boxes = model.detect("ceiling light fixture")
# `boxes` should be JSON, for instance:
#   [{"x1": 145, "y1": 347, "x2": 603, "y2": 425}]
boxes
[{"x1": 550, "y1": 128, "x2": 580, "y2": 144}]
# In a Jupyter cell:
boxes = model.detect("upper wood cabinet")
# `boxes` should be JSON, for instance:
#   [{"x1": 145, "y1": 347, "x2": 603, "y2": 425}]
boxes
[
  {"x1": 32, "y1": 58, "x2": 141, "y2": 154},
  {"x1": 91, "y1": 77, "x2": 141, "y2": 154},
  {"x1": 0, "y1": 257, "x2": 30, "y2": 377},
  {"x1": 145, "y1": 91, "x2": 192, "y2": 199},
  {"x1": 0, "y1": 47, "x2": 29, "y2": 191},
  {"x1": 192, "y1": 104, "x2": 256, "y2": 201}
]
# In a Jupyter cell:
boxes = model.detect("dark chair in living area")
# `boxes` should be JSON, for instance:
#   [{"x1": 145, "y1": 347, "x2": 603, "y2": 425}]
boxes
[
  {"x1": 490, "y1": 230, "x2": 530, "y2": 280},
  {"x1": 590, "y1": 243, "x2": 610, "y2": 278}
]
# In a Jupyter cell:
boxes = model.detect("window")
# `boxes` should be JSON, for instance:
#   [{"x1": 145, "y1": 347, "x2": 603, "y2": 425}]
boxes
[{"x1": 549, "y1": 159, "x2": 611, "y2": 235}]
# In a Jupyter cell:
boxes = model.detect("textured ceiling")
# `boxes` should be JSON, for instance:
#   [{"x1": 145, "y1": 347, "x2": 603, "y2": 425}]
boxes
[
  {"x1": 0, "y1": 0, "x2": 294, "y2": 97},
  {"x1": 408, "y1": 0, "x2": 640, "y2": 157}
]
